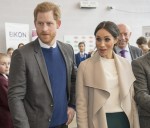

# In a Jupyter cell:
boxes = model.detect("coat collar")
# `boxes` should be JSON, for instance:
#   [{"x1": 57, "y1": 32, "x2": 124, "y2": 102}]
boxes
[{"x1": 92, "y1": 51, "x2": 135, "y2": 95}]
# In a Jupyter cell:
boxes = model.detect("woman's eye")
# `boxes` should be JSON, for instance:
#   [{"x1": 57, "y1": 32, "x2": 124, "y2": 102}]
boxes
[
  {"x1": 96, "y1": 38, "x2": 102, "y2": 42},
  {"x1": 105, "y1": 38, "x2": 110, "y2": 42}
]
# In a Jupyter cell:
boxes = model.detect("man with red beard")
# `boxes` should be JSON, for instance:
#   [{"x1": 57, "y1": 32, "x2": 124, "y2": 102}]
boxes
[
  {"x1": 8, "y1": 2, "x2": 77, "y2": 128},
  {"x1": 114, "y1": 24, "x2": 142, "y2": 62}
]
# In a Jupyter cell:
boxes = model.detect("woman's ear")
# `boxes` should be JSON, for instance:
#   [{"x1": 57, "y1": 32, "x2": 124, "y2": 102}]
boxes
[{"x1": 114, "y1": 37, "x2": 119, "y2": 45}]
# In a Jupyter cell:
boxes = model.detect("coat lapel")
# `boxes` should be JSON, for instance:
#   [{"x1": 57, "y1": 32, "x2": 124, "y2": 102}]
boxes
[
  {"x1": 87, "y1": 52, "x2": 110, "y2": 115},
  {"x1": 114, "y1": 53, "x2": 135, "y2": 101},
  {"x1": 33, "y1": 39, "x2": 53, "y2": 96}
]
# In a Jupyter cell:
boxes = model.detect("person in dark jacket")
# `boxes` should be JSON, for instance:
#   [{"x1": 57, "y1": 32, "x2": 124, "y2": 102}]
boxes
[{"x1": 0, "y1": 53, "x2": 13, "y2": 128}]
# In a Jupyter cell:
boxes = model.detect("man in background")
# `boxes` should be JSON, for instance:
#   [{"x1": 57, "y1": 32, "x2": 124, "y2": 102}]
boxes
[
  {"x1": 114, "y1": 23, "x2": 142, "y2": 62},
  {"x1": 136, "y1": 36, "x2": 150, "y2": 55},
  {"x1": 75, "y1": 42, "x2": 90, "y2": 67}
]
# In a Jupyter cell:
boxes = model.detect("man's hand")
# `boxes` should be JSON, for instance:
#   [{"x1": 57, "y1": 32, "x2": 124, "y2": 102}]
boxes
[{"x1": 66, "y1": 107, "x2": 75, "y2": 125}]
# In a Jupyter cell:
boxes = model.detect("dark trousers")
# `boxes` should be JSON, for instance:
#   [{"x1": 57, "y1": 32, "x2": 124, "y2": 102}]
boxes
[
  {"x1": 50, "y1": 123, "x2": 68, "y2": 128},
  {"x1": 106, "y1": 112, "x2": 130, "y2": 128}
]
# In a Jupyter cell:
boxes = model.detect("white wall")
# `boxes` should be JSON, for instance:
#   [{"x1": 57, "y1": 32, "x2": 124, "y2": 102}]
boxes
[{"x1": 0, "y1": 0, "x2": 150, "y2": 52}]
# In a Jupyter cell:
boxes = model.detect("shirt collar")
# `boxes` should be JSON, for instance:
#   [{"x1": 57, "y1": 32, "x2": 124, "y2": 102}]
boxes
[
  {"x1": 115, "y1": 45, "x2": 130, "y2": 53},
  {"x1": 80, "y1": 52, "x2": 85, "y2": 54},
  {"x1": 2, "y1": 74, "x2": 8, "y2": 79},
  {"x1": 38, "y1": 38, "x2": 57, "y2": 48}
]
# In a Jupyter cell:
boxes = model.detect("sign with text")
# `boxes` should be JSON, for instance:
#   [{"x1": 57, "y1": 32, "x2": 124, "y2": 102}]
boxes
[
  {"x1": 5, "y1": 22, "x2": 29, "y2": 49},
  {"x1": 64, "y1": 35, "x2": 95, "y2": 54}
]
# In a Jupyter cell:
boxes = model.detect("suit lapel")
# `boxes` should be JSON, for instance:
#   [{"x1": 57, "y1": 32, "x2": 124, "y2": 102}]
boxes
[
  {"x1": 33, "y1": 39, "x2": 53, "y2": 96},
  {"x1": 57, "y1": 41, "x2": 69, "y2": 74},
  {"x1": 146, "y1": 52, "x2": 150, "y2": 66},
  {"x1": 57, "y1": 41, "x2": 70, "y2": 93}
]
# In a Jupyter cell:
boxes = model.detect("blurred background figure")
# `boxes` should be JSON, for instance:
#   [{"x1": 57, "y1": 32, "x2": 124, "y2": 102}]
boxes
[
  {"x1": 7, "y1": 48, "x2": 14, "y2": 58},
  {"x1": 17, "y1": 43, "x2": 24, "y2": 48},
  {"x1": 136, "y1": 36, "x2": 150, "y2": 55},
  {"x1": 148, "y1": 39, "x2": 150, "y2": 48},
  {"x1": 75, "y1": 42, "x2": 90, "y2": 67},
  {"x1": 0, "y1": 53, "x2": 13, "y2": 128}
]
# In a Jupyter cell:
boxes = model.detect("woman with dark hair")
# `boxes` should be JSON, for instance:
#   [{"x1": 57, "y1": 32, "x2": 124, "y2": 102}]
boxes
[{"x1": 76, "y1": 21, "x2": 140, "y2": 128}]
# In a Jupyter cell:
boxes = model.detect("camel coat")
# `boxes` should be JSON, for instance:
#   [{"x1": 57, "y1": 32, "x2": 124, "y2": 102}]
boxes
[{"x1": 76, "y1": 51, "x2": 140, "y2": 128}]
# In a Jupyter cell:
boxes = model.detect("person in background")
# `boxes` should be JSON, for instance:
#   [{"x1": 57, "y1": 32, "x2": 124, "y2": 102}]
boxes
[
  {"x1": 7, "y1": 48, "x2": 14, "y2": 58},
  {"x1": 148, "y1": 39, "x2": 150, "y2": 48},
  {"x1": 17, "y1": 43, "x2": 24, "y2": 48},
  {"x1": 114, "y1": 23, "x2": 142, "y2": 62},
  {"x1": 132, "y1": 52, "x2": 150, "y2": 128},
  {"x1": 75, "y1": 42, "x2": 90, "y2": 67},
  {"x1": 8, "y1": 2, "x2": 77, "y2": 128},
  {"x1": 0, "y1": 53, "x2": 13, "y2": 128},
  {"x1": 136, "y1": 36, "x2": 150, "y2": 55},
  {"x1": 76, "y1": 21, "x2": 140, "y2": 128}
]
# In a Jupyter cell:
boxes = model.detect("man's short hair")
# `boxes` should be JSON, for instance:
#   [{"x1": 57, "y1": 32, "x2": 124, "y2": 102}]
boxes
[{"x1": 136, "y1": 36, "x2": 147, "y2": 45}]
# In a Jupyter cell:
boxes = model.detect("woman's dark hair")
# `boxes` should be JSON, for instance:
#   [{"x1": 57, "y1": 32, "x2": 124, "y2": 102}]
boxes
[{"x1": 94, "y1": 21, "x2": 120, "y2": 39}]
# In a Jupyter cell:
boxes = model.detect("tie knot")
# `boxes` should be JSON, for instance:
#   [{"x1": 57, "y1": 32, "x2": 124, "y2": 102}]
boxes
[{"x1": 120, "y1": 49, "x2": 126, "y2": 58}]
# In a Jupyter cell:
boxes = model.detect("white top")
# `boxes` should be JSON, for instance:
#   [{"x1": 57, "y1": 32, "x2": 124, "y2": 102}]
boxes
[{"x1": 101, "y1": 57, "x2": 123, "y2": 113}]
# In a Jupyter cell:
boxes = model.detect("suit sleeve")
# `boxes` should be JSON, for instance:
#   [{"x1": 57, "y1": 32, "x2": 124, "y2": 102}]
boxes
[
  {"x1": 69, "y1": 45, "x2": 77, "y2": 107},
  {"x1": 132, "y1": 59, "x2": 150, "y2": 113},
  {"x1": 8, "y1": 49, "x2": 30, "y2": 128}
]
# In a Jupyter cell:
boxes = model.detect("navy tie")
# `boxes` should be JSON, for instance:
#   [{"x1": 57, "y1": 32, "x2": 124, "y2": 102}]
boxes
[{"x1": 120, "y1": 50, "x2": 126, "y2": 58}]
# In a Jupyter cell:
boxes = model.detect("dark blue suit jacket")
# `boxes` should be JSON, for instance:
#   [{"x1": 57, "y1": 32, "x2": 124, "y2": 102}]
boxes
[{"x1": 75, "y1": 52, "x2": 90, "y2": 67}]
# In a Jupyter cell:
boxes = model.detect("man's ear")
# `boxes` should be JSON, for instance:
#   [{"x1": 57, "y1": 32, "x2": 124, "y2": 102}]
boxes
[
  {"x1": 57, "y1": 20, "x2": 61, "y2": 29},
  {"x1": 129, "y1": 32, "x2": 132, "y2": 38}
]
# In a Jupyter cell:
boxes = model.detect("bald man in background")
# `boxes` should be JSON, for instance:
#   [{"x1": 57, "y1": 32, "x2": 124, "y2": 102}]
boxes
[{"x1": 114, "y1": 24, "x2": 142, "y2": 62}]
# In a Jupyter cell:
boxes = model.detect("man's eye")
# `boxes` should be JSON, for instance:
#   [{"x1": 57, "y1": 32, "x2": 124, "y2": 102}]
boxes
[
  {"x1": 47, "y1": 22, "x2": 52, "y2": 26},
  {"x1": 124, "y1": 33, "x2": 128, "y2": 36},
  {"x1": 38, "y1": 22, "x2": 43, "y2": 26}
]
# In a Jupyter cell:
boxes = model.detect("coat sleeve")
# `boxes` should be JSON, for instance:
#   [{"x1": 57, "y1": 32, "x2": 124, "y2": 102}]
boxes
[
  {"x1": 130, "y1": 84, "x2": 140, "y2": 128},
  {"x1": 0, "y1": 78, "x2": 9, "y2": 109},
  {"x1": 8, "y1": 49, "x2": 30, "y2": 128},
  {"x1": 76, "y1": 62, "x2": 89, "y2": 128}
]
